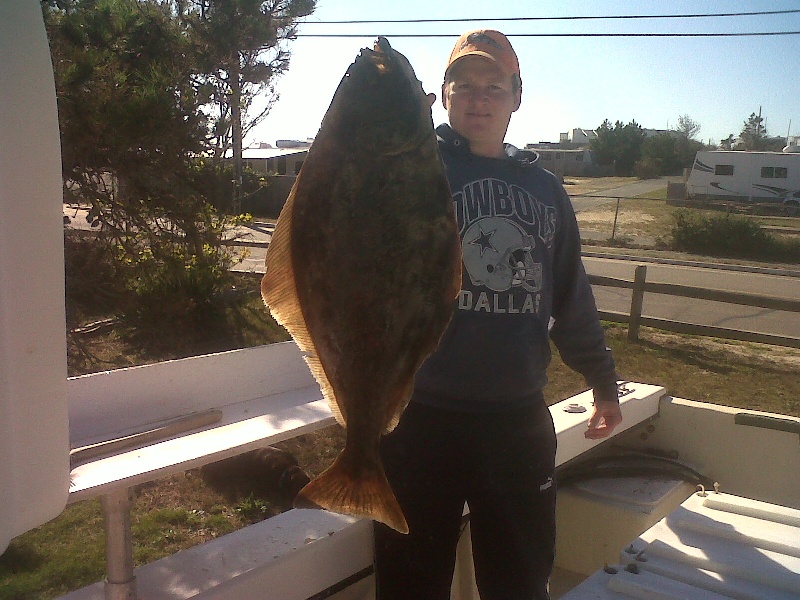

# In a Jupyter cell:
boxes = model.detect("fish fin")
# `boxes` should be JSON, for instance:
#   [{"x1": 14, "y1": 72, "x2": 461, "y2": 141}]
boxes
[
  {"x1": 382, "y1": 378, "x2": 414, "y2": 434},
  {"x1": 294, "y1": 452, "x2": 409, "y2": 534},
  {"x1": 304, "y1": 354, "x2": 346, "y2": 427},
  {"x1": 261, "y1": 188, "x2": 344, "y2": 427}
]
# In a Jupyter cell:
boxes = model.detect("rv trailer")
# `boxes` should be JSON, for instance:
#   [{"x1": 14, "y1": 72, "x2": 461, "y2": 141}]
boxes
[{"x1": 687, "y1": 150, "x2": 800, "y2": 210}]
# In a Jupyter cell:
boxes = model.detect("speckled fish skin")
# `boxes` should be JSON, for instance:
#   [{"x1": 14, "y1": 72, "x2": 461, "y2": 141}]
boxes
[{"x1": 260, "y1": 37, "x2": 461, "y2": 534}]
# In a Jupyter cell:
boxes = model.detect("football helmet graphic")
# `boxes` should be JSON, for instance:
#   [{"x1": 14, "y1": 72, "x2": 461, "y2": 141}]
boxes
[{"x1": 462, "y1": 217, "x2": 542, "y2": 292}]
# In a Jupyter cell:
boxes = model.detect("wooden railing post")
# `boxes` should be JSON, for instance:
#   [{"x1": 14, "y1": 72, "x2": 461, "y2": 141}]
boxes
[{"x1": 628, "y1": 265, "x2": 647, "y2": 341}]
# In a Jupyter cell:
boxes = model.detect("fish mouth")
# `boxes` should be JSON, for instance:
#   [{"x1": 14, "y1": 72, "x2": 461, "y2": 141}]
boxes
[
  {"x1": 350, "y1": 37, "x2": 433, "y2": 156},
  {"x1": 374, "y1": 36, "x2": 393, "y2": 56},
  {"x1": 357, "y1": 36, "x2": 394, "y2": 70}
]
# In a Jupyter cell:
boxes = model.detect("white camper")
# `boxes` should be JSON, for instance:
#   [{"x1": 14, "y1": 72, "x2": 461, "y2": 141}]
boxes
[{"x1": 687, "y1": 149, "x2": 800, "y2": 209}]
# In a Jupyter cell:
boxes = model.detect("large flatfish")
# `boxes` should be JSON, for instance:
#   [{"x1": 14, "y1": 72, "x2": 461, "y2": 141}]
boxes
[{"x1": 261, "y1": 37, "x2": 461, "y2": 534}]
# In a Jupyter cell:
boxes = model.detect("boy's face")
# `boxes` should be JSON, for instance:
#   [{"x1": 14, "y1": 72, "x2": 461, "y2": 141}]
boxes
[{"x1": 442, "y1": 56, "x2": 521, "y2": 158}]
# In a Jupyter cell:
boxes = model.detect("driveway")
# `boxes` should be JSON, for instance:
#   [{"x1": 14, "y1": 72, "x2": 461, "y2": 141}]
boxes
[{"x1": 581, "y1": 176, "x2": 682, "y2": 199}]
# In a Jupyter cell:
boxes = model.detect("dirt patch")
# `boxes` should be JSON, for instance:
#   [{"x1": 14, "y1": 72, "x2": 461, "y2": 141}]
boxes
[
  {"x1": 563, "y1": 176, "x2": 638, "y2": 196},
  {"x1": 644, "y1": 330, "x2": 800, "y2": 370},
  {"x1": 578, "y1": 208, "x2": 656, "y2": 226}
]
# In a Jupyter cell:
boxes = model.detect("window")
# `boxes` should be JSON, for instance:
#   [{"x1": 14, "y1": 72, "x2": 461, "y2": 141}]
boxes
[
  {"x1": 715, "y1": 164, "x2": 734, "y2": 176},
  {"x1": 575, "y1": 153, "x2": 583, "y2": 162},
  {"x1": 762, "y1": 166, "x2": 788, "y2": 179}
]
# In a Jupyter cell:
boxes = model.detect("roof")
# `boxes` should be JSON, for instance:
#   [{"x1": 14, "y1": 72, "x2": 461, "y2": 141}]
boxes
[{"x1": 240, "y1": 147, "x2": 309, "y2": 160}]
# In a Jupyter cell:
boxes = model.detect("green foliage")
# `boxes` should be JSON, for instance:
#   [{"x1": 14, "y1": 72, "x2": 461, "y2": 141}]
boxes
[
  {"x1": 735, "y1": 111, "x2": 788, "y2": 152},
  {"x1": 119, "y1": 238, "x2": 235, "y2": 338},
  {"x1": 676, "y1": 114, "x2": 701, "y2": 140},
  {"x1": 638, "y1": 133, "x2": 704, "y2": 177},
  {"x1": 182, "y1": 0, "x2": 316, "y2": 161},
  {"x1": 720, "y1": 134, "x2": 735, "y2": 150},
  {"x1": 63, "y1": 232, "x2": 126, "y2": 325},
  {"x1": 590, "y1": 119, "x2": 646, "y2": 176},
  {"x1": 190, "y1": 159, "x2": 270, "y2": 213},
  {"x1": 46, "y1": 0, "x2": 224, "y2": 330},
  {"x1": 233, "y1": 493, "x2": 278, "y2": 523},
  {"x1": 0, "y1": 500, "x2": 105, "y2": 599},
  {"x1": 44, "y1": 0, "x2": 304, "y2": 333},
  {"x1": 670, "y1": 210, "x2": 800, "y2": 263},
  {"x1": 632, "y1": 156, "x2": 662, "y2": 179},
  {"x1": 738, "y1": 111, "x2": 769, "y2": 151}
]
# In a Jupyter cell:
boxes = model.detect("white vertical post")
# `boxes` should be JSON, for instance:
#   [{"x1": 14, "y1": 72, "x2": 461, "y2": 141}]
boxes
[{"x1": 0, "y1": 0, "x2": 70, "y2": 553}]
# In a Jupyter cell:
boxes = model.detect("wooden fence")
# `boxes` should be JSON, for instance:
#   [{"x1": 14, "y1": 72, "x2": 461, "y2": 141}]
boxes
[{"x1": 589, "y1": 265, "x2": 800, "y2": 349}]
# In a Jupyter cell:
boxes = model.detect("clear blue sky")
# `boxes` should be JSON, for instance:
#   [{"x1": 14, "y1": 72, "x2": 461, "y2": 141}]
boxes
[{"x1": 248, "y1": 0, "x2": 800, "y2": 149}]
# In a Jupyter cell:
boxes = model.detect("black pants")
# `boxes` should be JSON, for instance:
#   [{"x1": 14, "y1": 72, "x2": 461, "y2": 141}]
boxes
[{"x1": 374, "y1": 398, "x2": 556, "y2": 600}]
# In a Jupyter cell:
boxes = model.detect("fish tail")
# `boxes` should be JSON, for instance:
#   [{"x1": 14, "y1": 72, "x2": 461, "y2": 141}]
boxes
[{"x1": 294, "y1": 452, "x2": 409, "y2": 534}]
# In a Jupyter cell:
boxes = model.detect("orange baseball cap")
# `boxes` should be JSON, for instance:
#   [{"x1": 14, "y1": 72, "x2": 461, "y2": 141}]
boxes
[{"x1": 445, "y1": 30, "x2": 521, "y2": 83}]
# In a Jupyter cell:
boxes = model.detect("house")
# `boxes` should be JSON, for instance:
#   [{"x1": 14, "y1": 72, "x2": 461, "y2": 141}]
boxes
[
  {"x1": 241, "y1": 146, "x2": 309, "y2": 176},
  {"x1": 524, "y1": 146, "x2": 600, "y2": 177},
  {"x1": 570, "y1": 128, "x2": 597, "y2": 145}
]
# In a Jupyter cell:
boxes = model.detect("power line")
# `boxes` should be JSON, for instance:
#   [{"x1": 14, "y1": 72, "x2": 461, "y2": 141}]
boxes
[
  {"x1": 296, "y1": 31, "x2": 800, "y2": 38},
  {"x1": 302, "y1": 9, "x2": 800, "y2": 25}
]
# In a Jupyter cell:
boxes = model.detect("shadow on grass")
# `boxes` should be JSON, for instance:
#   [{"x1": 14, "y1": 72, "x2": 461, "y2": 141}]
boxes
[{"x1": 0, "y1": 543, "x2": 45, "y2": 576}]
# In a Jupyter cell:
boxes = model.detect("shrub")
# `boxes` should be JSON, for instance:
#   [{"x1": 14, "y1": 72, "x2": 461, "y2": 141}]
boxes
[
  {"x1": 64, "y1": 232, "x2": 126, "y2": 325},
  {"x1": 119, "y1": 237, "x2": 236, "y2": 345},
  {"x1": 633, "y1": 157, "x2": 662, "y2": 180},
  {"x1": 670, "y1": 210, "x2": 800, "y2": 263}
]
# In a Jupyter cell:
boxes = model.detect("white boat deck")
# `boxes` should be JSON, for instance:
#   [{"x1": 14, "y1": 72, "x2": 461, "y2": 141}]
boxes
[
  {"x1": 561, "y1": 491, "x2": 800, "y2": 599},
  {"x1": 58, "y1": 380, "x2": 666, "y2": 600}
]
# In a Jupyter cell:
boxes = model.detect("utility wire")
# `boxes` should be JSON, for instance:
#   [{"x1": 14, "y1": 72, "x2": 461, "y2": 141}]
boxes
[
  {"x1": 302, "y1": 9, "x2": 800, "y2": 25},
  {"x1": 297, "y1": 31, "x2": 800, "y2": 38}
]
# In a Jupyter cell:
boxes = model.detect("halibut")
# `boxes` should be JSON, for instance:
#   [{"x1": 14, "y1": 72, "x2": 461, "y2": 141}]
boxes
[{"x1": 261, "y1": 37, "x2": 461, "y2": 534}]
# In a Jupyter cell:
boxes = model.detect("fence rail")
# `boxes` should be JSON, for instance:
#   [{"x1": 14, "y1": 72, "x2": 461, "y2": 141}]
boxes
[{"x1": 588, "y1": 265, "x2": 800, "y2": 349}]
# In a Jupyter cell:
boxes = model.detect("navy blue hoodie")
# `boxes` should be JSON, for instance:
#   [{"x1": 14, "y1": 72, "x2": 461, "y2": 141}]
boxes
[{"x1": 412, "y1": 124, "x2": 619, "y2": 411}]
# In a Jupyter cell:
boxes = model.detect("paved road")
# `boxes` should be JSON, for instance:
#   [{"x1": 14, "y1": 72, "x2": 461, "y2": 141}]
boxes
[
  {"x1": 584, "y1": 257, "x2": 800, "y2": 341},
  {"x1": 233, "y1": 244, "x2": 800, "y2": 341},
  {"x1": 580, "y1": 177, "x2": 681, "y2": 199},
  {"x1": 65, "y1": 204, "x2": 800, "y2": 343}
]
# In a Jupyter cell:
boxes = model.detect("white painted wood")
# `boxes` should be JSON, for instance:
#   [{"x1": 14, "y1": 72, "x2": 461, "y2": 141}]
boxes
[
  {"x1": 67, "y1": 342, "x2": 337, "y2": 501},
  {"x1": 605, "y1": 568, "x2": 735, "y2": 600},
  {"x1": 58, "y1": 509, "x2": 374, "y2": 600},
  {"x1": 68, "y1": 341, "x2": 315, "y2": 446},
  {"x1": 551, "y1": 382, "x2": 664, "y2": 467},
  {"x1": 69, "y1": 386, "x2": 332, "y2": 502},
  {"x1": 0, "y1": 0, "x2": 70, "y2": 553}
]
